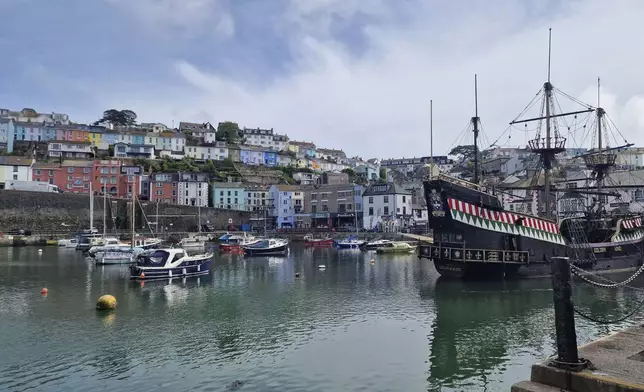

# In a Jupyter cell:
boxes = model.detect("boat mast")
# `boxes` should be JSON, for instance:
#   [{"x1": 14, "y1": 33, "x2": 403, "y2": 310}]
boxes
[
  {"x1": 103, "y1": 187, "x2": 106, "y2": 237},
  {"x1": 510, "y1": 29, "x2": 594, "y2": 219},
  {"x1": 131, "y1": 190, "x2": 135, "y2": 248},
  {"x1": 472, "y1": 74, "x2": 480, "y2": 184},
  {"x1": 596, "y1": 77, "x2": 605, "y2": 199},
  {"x1": 198, "y1": 201, "x2": 201, "y2": 234},
  {"x1": 89, "y1": 182, "x2": 94, "y2": 231},
  {"x1": 430, "y1": 99, "x2": 434, "y2": 164}
]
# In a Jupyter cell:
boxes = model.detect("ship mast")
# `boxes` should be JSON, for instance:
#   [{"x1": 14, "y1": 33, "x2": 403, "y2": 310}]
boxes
[
  {"x1": 472, "y1": 74, "x2": 480, "y2": 184},
  {"x1": 510, "y1": 29, "x2": 594, "y2": 219}
]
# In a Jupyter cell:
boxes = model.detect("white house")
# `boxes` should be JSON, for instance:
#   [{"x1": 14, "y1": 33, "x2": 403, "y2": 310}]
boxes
[
  {"x1": 177, "y1": 172, "x2": 209, "y2": 207},
  {"x1": 0, "y1": 108, "x2": 69, "y2": 125},
  {"x1": 0, "y1": 156, "x2": 34, "y2": 188},
  {"x1": 242, "y1": 127, "x2": 288, "y2": 151},
  {"x1": 48, "y1": 141, "x2": 93, "y2": 159},
  {"x1": 113, "y1": 143, "x2": 156, "y2": 159},
  {"x1": 185, "y1": 143, "x2": 228, "y2": 160},
  {"x1": 245, "y1": 185, "x2": 270, "y2": 212},
  {"x1": 361, "y1": 183, "x2": 412, "y2": 231},
  {"x1": 269, "y1": 184, "x2": 302, "y2": 228},
  {"x1": 277, "y1": 153, "x2": 293, "y2": 167}
]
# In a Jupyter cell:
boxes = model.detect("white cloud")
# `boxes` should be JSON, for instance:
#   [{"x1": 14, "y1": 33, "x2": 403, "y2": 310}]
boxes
[
  {"x1": 105, "y1": 0, "x2": 234, "y2": 38},
  {"x1": 96, "y1": 0, "x2": 644, "y2": 159}
]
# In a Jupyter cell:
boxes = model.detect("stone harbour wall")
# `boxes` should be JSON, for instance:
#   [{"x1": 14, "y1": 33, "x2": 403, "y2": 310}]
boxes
[{"x1": 0, "y1": 190, "x2": 251, "y2": 234}]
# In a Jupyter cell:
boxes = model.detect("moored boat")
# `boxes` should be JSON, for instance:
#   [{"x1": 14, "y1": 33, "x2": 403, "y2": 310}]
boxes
[
  {"x1": 304, "y1": 234, "x2": 334, "y2": 246},
  {"x1": 57, "y1": 238, "x2": 78, "y2": 248},
  {"x1": 243, "y1": 238, "x2": 289, "y2": 256},
  {"x1": 376, "y1": 241, "x2": 417, "y2": 254},
  {"x1": 178, "y1": 236, "x2": 206, "y2": 252},
  {"x1": 129, "y1": 249, "x2": 213, "y2": 280},
  {"x1": 361, "y1": 239, "x2": 392, "y2": 250},
  {"x1": 418, "y1": 35, "x2": 644, "y2": 279},
  {"x1": 219, "y1": 233, "x2": 258, "y2": 251},
  {"x1": 335, "y1": 235, "x2": 365, "y2": 249}
]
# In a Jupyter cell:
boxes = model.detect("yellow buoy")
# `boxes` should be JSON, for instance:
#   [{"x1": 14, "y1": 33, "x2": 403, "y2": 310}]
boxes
[{"x1": 96, "y1": 294, "x2": 117, "y2": 310}]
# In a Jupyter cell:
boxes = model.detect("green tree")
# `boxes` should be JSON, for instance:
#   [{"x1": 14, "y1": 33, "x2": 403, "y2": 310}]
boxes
[
  {"x1": 216, "y1": 122, "x2": 241, "y2": 143},
  {"x1": 342, "y1": 168, "x2": 356, "y2": 177},
  {"x1": 379, "y1": 167, "x2": 387, "y2": 181},
  {"x1": 94, "y1": 109, "x2": 137, "y2": 126},
  {"x1": 449, "y1": 144, "x2": 476, "y2": 162}
]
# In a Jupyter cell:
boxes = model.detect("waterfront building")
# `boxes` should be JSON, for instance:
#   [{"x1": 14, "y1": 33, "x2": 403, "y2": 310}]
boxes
[
  {"x1": 241, "y1": 127, "x2": 288, "y2": 151},
  {"x1": 47, "y1": 141, "x2": 93, "y2": 159},
  {"x1": 616, "y1": 147, "x2": 644, "y2": 170},
  {"x1": 245, "y1": 185, "x2": 270, "y2": 212},
  {"x1": 13, "y1": 122, "x2": 45, "y2": 142},
  {"x1": 293, "y1": 172, "x2": 319, "y2": 185},
  {"x1": 212, "y1": 182, "x2": 246, "y2": 210},
  {"x1": 268, "y1": 184, "x2": 305, "y2": 228},
  {"x1": 240, "y1": 145, "x2": 266, "y2": 165},
  {"x1": 149, "y1": 172, "x2": 209, "y2": 206},
  {"x1": 302, "y1": 183, "x2": 363, "y2": 229},
  {"x1": 0, "y1": 156, "x2": 34, "y2": 188},
  {"x1": 32, "y1": 159, "x2": 141, "y2": 197},
  {"x1": 361, "y1": 183, "x2": 412, "y2": 231},
  {"x1": 0, "y1": 107, "x2": 69, "y2": 125}
]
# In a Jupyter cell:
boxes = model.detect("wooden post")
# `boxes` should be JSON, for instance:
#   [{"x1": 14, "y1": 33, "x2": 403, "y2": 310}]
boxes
[{"x1": 550, "y1": 256, "x2": 582, "y2": 368}]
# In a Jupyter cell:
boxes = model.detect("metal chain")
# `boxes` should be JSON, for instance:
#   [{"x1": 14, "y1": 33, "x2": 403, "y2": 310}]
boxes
[
  {"x1": 568, "y1": 261, "x2": 644, "y2": 289},
  {"x1": 573, "y1": 297, "x2": 644, "y2": 324}
]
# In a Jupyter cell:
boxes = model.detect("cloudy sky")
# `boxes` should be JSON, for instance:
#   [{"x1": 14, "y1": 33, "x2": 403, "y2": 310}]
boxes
[{"x1": 1, "y1": 0, "x2": 643, "y2": 159}]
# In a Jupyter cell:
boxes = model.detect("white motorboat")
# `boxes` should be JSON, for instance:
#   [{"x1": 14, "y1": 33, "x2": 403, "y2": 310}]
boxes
[
  {"x1": 58, "y1": 238, "x2": 78, "y2": 248},
  {"x1": 243, "y1": 238, "x2": 289, "y2": 256},
  {"x1": 179, "y1": 236, "x2": 206, "y2": 252},
  {"x1": 130, "y1": 248, "x2": 213, "y2": 280}
]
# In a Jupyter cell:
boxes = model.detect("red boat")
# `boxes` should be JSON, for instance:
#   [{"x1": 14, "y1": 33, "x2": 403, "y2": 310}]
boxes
[{"x1": 304, "y1": 235, "x2": 334, "y2": 246}]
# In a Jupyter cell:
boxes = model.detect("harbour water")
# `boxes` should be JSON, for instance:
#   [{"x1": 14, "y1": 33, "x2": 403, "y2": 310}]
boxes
[{"x1": 0, "y1": 245, "x2": 642, "y2": 391}]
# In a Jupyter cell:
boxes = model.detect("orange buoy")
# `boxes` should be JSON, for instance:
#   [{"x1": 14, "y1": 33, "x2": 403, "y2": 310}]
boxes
[
  {"x1": 40, "y1": 288, "x2": 48, "y2": 295},
  {"x1": 139, "y1": 272, "x2": 145, "y2": 279}
]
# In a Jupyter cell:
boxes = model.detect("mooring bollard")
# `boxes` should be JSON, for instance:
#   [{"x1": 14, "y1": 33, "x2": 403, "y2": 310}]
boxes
[{"x1": 550, "y1": 256, "x2": 585, "y2": 370}]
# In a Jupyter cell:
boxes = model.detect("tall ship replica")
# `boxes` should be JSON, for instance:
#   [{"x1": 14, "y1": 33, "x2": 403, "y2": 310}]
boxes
[{"x1": 419, "y1": 31, "x2": 644, "y2": 279}]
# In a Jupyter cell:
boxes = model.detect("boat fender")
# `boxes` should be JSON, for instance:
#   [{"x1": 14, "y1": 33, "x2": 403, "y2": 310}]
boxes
[
  {"x1": 182, "y1": 268, "x2": 186, "y2": 276},
  {"x1": 169, "y1": 270, "x2": 173, "y2": 278}
]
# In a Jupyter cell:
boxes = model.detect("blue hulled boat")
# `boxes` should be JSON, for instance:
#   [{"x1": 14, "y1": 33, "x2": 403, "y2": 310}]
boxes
[
  {"x1": 129, "y1": 249, "x2": 213, "y2": 280},
  {"x1": 243, "y1": 238, "x2": 289, "y2": 256},
  {"x1": 335, "y1": 234, "x2": 365, "y2": 249}
]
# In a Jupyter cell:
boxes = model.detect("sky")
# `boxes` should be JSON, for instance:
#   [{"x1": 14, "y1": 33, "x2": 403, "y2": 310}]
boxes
[{"x1": 1, "y1": 0, "x2": 644, "y2": 159}]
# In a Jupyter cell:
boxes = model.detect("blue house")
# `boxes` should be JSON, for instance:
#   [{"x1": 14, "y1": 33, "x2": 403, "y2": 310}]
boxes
[
  {"x1": 263, "y1": 151, "x2": 277, "y2": 167},
  {"x1": 41, "y1": 126, "x2": 58, "y2": 142},
  {"x1": 102, "y1": 130, "x2": 119, "y2": 145},
  {"x1": 0, "y1": 119, "x2": 15, "y2": 152}
]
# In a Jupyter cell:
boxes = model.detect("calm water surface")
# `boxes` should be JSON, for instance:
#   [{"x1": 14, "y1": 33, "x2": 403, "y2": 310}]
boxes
[{"x1": 0, "y1": 245, "x2": 642, "y2": 391}]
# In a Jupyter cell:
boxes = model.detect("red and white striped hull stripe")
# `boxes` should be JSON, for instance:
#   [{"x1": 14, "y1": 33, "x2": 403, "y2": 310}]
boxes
[
  {"x1": 447, "y1": 198, "x2": 559, "y2": 234},
  {"x1": 622, "y1": 218, "x2": 642, "y2": 230}
]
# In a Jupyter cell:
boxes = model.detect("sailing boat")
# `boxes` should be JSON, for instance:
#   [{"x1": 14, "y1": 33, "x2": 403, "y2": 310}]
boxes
[
  {"x1": 335, "y1": 207, "x2": 365, "y2": 249},
  {"x1": 178, "y1": 202, "x2": 207, "y2": 252},
  {"x1": 94, "y1": 189, "x2": 145, "y2": 264},
  {"x1": 418, "y1": 30, "x2": 644, "y2": 279},
  {"x1": 76, "y1": 183, "x2": 103, "y2": 251}
]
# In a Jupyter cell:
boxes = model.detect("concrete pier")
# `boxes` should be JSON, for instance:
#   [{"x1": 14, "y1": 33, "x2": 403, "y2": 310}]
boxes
[{"x1": 512, "y1": 324, "x2": 644, "y2": 392}]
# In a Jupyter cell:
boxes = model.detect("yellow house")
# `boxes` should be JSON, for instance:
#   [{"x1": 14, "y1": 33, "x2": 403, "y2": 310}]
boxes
[
  {"x1": 88, "y1": 130, "x2": 103, "y2": 147},
  {"x1": 287, "y1": 143, "x2": 299, "y2": 155},
  {"x1": 295, "y1": 157, "x2": 308, "y2": 168},
  {"x1": 309, "y1": 159, "x2": 321, "y2": 171}
]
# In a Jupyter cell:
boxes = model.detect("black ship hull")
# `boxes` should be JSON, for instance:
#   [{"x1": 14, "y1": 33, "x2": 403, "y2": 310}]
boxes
[{"x1": 419, "y1": 175, "x2": 644, "y2": 279}]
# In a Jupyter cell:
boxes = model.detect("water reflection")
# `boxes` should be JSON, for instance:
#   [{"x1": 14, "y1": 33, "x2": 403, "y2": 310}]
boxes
[{"x1": 0, "y1": 246, "x2": 642, "y2": 391}]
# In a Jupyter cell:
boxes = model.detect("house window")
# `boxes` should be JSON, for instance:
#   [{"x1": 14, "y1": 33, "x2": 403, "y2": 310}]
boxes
[
  {"x1": 67, "y1": 184, "x2": 72, "y2": 189},
  {"x1": 83, "y1": 175, "x2": 89, "y2": 181},
  {"x1": 67, "y1": 175, "x2": 72, "y2": 181},
  {"x1": 156, "y1": 190, "x2": 163, "y2": 195},
  {"x1": 384, "y1": 206, "x2": 389, "y2": 215},
  {"x1": 83, "y1": 167, "x2": 90, "y2": 174},
  {"x1": 111, "y1": 167, "x2": 118, "y2": 174},
  {"x1": 48, "y1": 170, "x2": 54, "y2": 176},
  {"x1": 83, "y1": 184, "x2": 89, "y2": 189},
  {"x1": 322, "y1": 204, "x2": 328, "y2": 212},
  {"x1": 402, "y1": 196, "x2": 406, "y2": 202},
  {"x1": 402, "y1": 207, "x2": 407, "y2": 215},
  {"x1": 35, "y1": 169, "x2": 41, "y2": 175},
  {"x1": 347, "y1": 204, "x2": 352, "y2": 210},
  {"x1": 369, "y1": 207, "x2": 374, "y2": 216},
  {"x1": 67, "y1": 167, "x2": 74, "y2": 173},
  {"x1": 12, "y1": 174, "x2": 18, "y2": 180},
  {"x1": 111, "y1": 177, "x2": 117, "y2": 184},
  {"x1": 156, "y1": 182, "x2": 162, "y2": 187},
  {"x1": 369, "y1": 196, "x2": 373, "y2": 204},
  {"x1": 383, "y1": 196, "x2": 389, "y2": 203}
]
